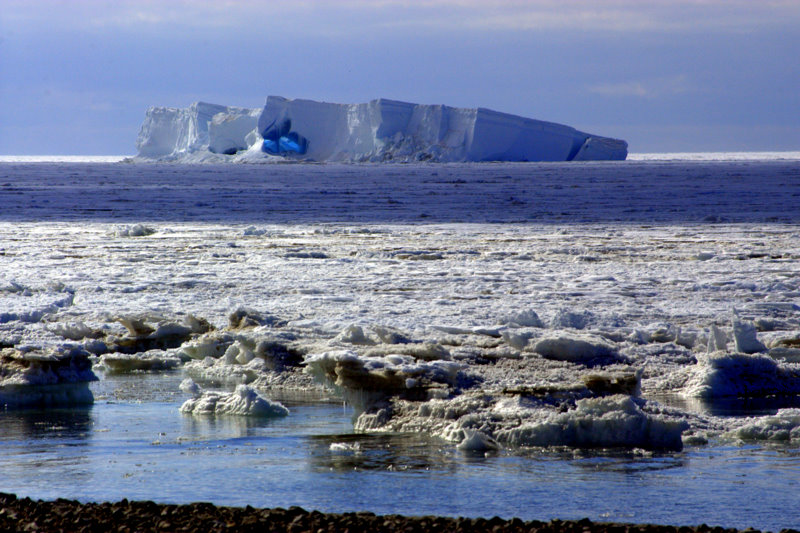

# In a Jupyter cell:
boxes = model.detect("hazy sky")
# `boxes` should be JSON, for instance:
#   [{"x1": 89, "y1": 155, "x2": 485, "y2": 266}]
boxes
[{"x1": 1, "y1": 0, "x2": 798, "y2": 154}]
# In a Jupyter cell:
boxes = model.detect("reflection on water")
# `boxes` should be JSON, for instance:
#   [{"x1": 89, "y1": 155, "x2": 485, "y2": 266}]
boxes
[
  {"x1": 0, "y1": 406, "x2": 94, "y2": 484},
  {"x1": 179, "y1": 411, "x2": 288, "y2": 441},
  {"x1": 90, "y1": 371, "x2": 186, "y2": 403},
  {"x1": 570, "y1": 453, "x2": 687, "y2": 474},
  {"x1": 0, "y1": 406, "x2": 93, "y2": 442},
  {"x1": 649, "y1": 393, "x2": 800, "y2": 418},
  {"x1": 308, "y1": 432, "x2": 460, "y2": 474}
]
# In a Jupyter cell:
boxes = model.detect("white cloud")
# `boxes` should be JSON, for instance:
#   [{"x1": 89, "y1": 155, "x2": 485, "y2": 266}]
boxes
[
  {"x1": 588, "y1": 75, "x2": 692, "y2": 99},
  {"x1": 589, "y1": 81, "x2": 649, "y2": 98},
  {"x1": 4, "y1": 0, "x2": 800, "y2": 36}
]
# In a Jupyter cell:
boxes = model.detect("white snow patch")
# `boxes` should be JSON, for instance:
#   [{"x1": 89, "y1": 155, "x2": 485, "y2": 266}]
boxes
[{"x1": 530, "y1": 332, "x2": 619, "y2": 365}]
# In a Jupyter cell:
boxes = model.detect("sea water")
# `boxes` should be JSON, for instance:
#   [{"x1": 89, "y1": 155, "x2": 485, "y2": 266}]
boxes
[
  {"x1": 1, "y1": 158, "x2": 799, "y2": 531},
  {"x1": 0, "y1": 373, "x2": 799, "y2": 530}
]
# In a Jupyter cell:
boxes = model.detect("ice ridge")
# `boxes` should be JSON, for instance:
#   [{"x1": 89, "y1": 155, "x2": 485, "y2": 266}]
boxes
[{"x1": 135, "y1": 96, "x2": 627, "y2": 163}]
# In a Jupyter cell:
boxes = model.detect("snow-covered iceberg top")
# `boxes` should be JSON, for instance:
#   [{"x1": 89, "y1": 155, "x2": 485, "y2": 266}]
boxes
[{"x1": 134, "y1": 97, "x2": 627, "y2": 163}]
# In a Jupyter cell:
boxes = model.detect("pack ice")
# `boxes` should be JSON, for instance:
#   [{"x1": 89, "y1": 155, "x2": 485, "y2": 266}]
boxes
[{"x1": 135, "y1": 97, "x2": 627, "y2": 162}]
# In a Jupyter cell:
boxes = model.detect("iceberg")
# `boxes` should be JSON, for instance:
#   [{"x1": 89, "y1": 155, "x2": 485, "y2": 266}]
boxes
[
  {"x1": 135, "y1": 102, "x2": 259, "y2": 161},
  {"x1": 135, "y1": 96, "x2": 627, "y2": 162}
]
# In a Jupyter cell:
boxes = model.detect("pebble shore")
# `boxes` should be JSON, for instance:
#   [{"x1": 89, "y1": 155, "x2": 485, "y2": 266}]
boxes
[{"x1": 1, "y1": 494, "x2": 797, "y2": 533}]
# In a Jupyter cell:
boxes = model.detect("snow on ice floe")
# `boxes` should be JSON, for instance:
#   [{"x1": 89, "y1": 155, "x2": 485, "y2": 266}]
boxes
[
  {"x1": 0, "y1": 283, "x2": 74, "y2": 325},
  {"x1": 529, "y1": 332, "x2": 622, "y2": 366},
  {"x1": 180, "y1": 383, "x2": 289, "y2": 417},
  {"x1": 724, "y1": 409, "x2": 800, "y2": 442},
  {"x1": 134, "y1": 96, "x2": 627, "y2": 163}
]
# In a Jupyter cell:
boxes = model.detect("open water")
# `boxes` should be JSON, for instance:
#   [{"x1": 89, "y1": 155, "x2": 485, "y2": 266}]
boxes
[{"x1": 0, "y1": 374, "x2": 798, "y2": 530}]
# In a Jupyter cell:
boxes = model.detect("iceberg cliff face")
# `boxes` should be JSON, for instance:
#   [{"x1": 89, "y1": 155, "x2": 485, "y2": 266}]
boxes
[
  {"x1": 135, "y1": 97, "x2": 627, "y2": 162},
  {"x1": 136, "y1": 102, "x2": 258, "y2": 161}
]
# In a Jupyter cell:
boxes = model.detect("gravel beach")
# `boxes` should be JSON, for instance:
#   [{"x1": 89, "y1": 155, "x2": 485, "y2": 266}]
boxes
[{"x1": 1, "y1": 493, "x2": 797, "y2": 533}]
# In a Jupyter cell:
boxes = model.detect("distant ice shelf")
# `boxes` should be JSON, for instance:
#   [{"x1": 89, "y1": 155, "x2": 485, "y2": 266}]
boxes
[{"x1": 134, "y1": 97, "x2": 627, "y2": 163}]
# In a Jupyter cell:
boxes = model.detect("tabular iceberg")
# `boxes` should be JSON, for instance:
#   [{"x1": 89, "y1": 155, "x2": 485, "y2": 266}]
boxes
[
  {"x1": 136, "y1": 102, "x2": 259, "y2": 161},
  {"x1": 135, "y1": 96, "x2": 627, "y2": 162}
]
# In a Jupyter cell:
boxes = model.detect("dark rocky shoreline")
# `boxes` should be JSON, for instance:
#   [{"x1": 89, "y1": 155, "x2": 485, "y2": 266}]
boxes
[{"x1": 1, "y1": 493, "x2": 796, "y2": 533}]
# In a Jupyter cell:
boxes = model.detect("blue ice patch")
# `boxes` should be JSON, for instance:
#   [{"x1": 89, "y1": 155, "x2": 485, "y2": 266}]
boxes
[{"x1": 261, "y1": 119, "x2": 308, "y2": 155}]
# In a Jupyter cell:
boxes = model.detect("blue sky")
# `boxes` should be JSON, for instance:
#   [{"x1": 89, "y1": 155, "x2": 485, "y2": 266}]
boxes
[{"x1": 1, "y1": 0, "x2": 798, "y2": 154}]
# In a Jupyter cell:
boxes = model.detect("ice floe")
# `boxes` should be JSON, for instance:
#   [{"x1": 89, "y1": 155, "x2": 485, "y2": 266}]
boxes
[
  {"x1": 529, "y1": 332, "x2": 621, "y2": 366},
  {"x1": 724, "y1": 409, "x2": 800, "y2": 442},
  {"x1": 97, "y1": 350, "x2": 182, "y2": 373},
  {"x1": 681, "y1": 352, "x2": 800, "y2": 398},
  {"x1": 496, "y1": 395, "x2": 687, "y2": 450},
  {"x1": 179, "y1": 384, "x2": 289, "y2": 417},
  {"x1": 731, "y1": 313, "x2": 767, "y2": 353},
  {"x1": 304, "y1": 350, "x2": 465, "y2": 416},
  {"x1": 0, "y1": 346, "x2": 97, "y2": 408},
  {"x1": 115, "y1": 224, "x2": 156, "y2": 237}
]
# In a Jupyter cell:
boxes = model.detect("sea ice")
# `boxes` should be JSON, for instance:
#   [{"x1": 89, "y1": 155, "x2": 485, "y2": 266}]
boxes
[
  {"x1": 500, "y1": 309, "x2": 544, "y2": 328},
  {"x1": 682, "y1": 352, "x2": 800, "y2": 398},
  {"x1": 457, "y1": 429, "x2": 502, "y2": 452},
  {"x1": 304, "y1": 350, "x2": 464, "y2": 416},
  {"x1": 177, "y1": 332, "x2": 236, "y2": 360},
  {"x1": 2, "y1": 163, "x2": 800, "y2": 452},
  {"x1": 724, "y1": 409, "x2": 800, "y2": 442},
  {"x1": 530, "y1": 332, "x2": 620, "y2": 365},
  {"x1": 0, "y1": 346, "x2": 97, "y2": 408},
  {"x1": 497, "y1": 395, "x2": 688, "y2": 451},
  {"x1": 731, "y1": 314, "x2": 767, "y2": 353},
  {"x1": 115, "y1": 224, "x2": 155, "y2": 237},
  {"x1": 97, "y1": 350, "x2": 181, "y2": 373},
  {"x1": 180, "y1": 377, "x2": 202, "y2": 396},
  {"x1": 179, "y1": 384, "x2": 289, "y2": 417},
  {"x1": 105, "y1": 314, "x2": 211, "y2": 355}
]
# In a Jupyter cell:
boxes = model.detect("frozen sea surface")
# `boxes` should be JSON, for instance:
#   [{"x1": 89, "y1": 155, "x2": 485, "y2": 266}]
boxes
[{"x1": 0, "y1": 160, "x2": 799, "y2": 530}]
